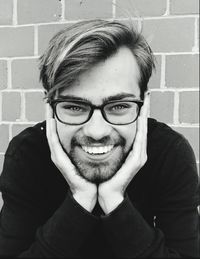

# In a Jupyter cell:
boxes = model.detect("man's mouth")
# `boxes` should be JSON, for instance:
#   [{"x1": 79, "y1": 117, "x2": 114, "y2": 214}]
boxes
[{"x1": 81, "y1": 145, "x2": 114, "y2": 155}]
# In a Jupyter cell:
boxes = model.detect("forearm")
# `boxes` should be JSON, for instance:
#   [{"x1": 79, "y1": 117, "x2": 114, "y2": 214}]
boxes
[
  {"x1": 101, "y1": 195, "x2": 199, "y2": 258},
  {"x1": 0, "y1": 191, "x2": 98, "y2": 258}
]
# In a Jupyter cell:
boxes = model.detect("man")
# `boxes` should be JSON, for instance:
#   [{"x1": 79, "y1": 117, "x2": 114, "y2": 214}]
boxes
[{"x1": 0, "y1": 19, "x2": 199, "y2": 258}]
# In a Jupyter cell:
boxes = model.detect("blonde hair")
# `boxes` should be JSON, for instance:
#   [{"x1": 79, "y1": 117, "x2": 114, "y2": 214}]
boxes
[{"x1": 39, "y1": 19, "x2": 155, "y2": 100}]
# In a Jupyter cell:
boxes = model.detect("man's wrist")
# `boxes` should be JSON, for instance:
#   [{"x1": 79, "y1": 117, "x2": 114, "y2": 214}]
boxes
[
  {"x1": 98, "y1": 193, "x2": 124, "y2": 214},
  {"x1": 73, "y1": 192, "x2": 97, "y2": 212}
]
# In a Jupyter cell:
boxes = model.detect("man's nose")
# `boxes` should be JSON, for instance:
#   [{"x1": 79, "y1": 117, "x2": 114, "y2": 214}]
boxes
[{"x1": 82, "y1": 110, "x2": 112, "y2": 140}]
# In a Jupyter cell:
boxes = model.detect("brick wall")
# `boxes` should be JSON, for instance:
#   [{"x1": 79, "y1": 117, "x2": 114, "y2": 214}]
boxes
[{"x1": 0, "y1": 0, "x2": 199, "y2": 209}]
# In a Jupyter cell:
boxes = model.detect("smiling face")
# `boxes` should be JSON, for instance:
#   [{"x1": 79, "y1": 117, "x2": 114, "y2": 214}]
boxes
[{"x1": 55, "y1": 47, "x2": 141, "y2": 183}]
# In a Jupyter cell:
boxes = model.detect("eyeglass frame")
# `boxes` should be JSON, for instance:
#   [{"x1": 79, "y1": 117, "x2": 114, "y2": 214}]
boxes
[{"x1": 48, "y1": 98, "x2": 144, "y2": 126}]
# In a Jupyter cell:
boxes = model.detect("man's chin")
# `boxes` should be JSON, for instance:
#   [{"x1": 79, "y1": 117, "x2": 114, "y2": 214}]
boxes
[
  {"x1": 68, "y1": 144, "x2": 129, "y2": 183},
  {"x1": 78, "y1": 162, "x2": 117, "y2": 184}
]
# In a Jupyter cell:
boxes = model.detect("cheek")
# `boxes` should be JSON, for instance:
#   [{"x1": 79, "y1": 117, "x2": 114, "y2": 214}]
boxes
[
  {"x1": 119, "y1": 123, "x2": 137, "y2": 152},
  {"x1": 56, "y1": 121, "x2": 78, "y2": 153}
]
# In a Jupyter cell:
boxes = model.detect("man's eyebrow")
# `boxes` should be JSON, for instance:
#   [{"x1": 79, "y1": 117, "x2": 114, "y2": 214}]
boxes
[
  {"x1": 102, "y1": 93, "x2": 137, "y2": 102},
  {"x1": 58, "y1": 93, "x2": 137, "y2": 103},
  {"x1": 58, "y1": 94, "x2": 92, "y2": 103}
]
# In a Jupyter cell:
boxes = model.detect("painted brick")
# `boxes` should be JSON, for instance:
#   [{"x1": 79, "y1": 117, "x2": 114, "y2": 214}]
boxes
[
  {"x1": 65, "y1": 0, "x2": 112, "y2": 20},
  {"x1": 148, "y1": 55, "x2": 161, "y2": 89},
  {"x1": 143, "y1": 18, "x2": 194, "y2": 52},
  {"x1": 25, "y1": 92, "x2": 45, "y2": 121},
  {"x1": 150, "y1": 91, "x2": 174, "y2": 124},
  {"x1": 0, "y1": 60, "x2": 7, "y2": 90},
  {"x1": 166, "y1": 54, "x2": 199, "y2": 88},
  {"x1": 38, "y1": 23, "x2": 69, "y2": 54},
  {"x1": 179, "y1": 91, "x2": 199, "y2": 124},
  {"x1": 17, "y1": 0, "x2": 62, "y2": 24},
  {"x1": 0, "y1": 27, "x2": 34, "y2": 57},
  {"x1": 12, "y1": 124, "x2": 34, "y2": 138},
  {"x1": 2, "y1": 92, "x2": 21, "y2": 121},
  {"x1": 0, "y1": 0, "x2": 13, "y2": 25},
  {"x1": 116, "y1": 0, "x2": 166, "y2": 17},
  {"x1": 172, "y1": 126, "x2": 199, "y2": 160},
  {"x1": 0, "y1": 125, "x2": 9, "y2": 152},
  {"x1": 12, "y1": 58, "x2": 42, "y2": 89},
  {"x1": 170, "y1": 0, "x2": 199, "y2": 15}
]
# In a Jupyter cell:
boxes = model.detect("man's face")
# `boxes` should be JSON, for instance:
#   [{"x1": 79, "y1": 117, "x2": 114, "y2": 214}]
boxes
[{"x1": 56, "y1": 47, "x2": 141, "y2": 183}]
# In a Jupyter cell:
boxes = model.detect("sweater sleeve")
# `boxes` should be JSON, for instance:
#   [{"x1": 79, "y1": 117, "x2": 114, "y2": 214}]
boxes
[
  {"x1": 0, "y1": 154, "x2": 98, "y2": 258},
  {"x1": 101, "y1": 137, "x2": 199, "y2": 258}
]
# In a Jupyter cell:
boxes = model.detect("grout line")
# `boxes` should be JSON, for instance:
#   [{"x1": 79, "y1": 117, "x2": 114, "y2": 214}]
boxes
[
  {"x1": 34, "y1": 26, "x2": 39, "y2": 56},
  {"x1": 0, "y1": 89, "x2": 44, "y2": 93},
  {"x1": 192, "y1": 17, "x2": 199, "y2": 52},
  {"x1": 0, "y1": 14, "x2": 198, "y2": 28},
  {"x1": 160, "y1": 55, "x2": 166, "y2": 88},
  {"x1": 8, "y1": 124, "x2": 12, "y2": 141},
  {"x1": 153, "y1": 52, "x2": 199, "y2": 55},
  {"x1": 168, "y1": 123, "x2": 199, "y2": 128},
  {"x1": 20, "y1": 92, "x2": 26, "y2": 121},
  {"x1": 164, "y1": 0, "x2": 171, "y2": 16},
  {"x1": 112, "y1": 0, "x2": 116, "y2": 19},
  {"x1": 61, "y1": 0, "x2": 65, "y2": 21},
  {"x1": 150, "y1": 88, "x2": 199, "y2": 92},
  {"x1": 7, "y1": 60, "x2": 12, "y2": 89},
  {"x1": 0, "y1": 121, "x2": 43, "y2": 125},
  {"x1": 173, "y1": 91, "x2": 179, "y2": 125},
  {"x1": 0, "y1": 56, "x2": 40, "y2": 61},
  {"x1": 12, "y1": 0, "x2": 18, "y2": 25}
]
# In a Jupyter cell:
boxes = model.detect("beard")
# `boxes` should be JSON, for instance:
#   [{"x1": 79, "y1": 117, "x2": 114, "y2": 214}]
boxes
[{"x1": 68, "y1": 134, "x2": 130, "y2": 184}]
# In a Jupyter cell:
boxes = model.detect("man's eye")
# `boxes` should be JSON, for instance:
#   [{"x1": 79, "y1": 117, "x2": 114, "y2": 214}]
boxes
[
  {"x1": 63, "y1": 105, "x2": 84, "y2": 112},
  {"x1": 111, "y1": 104, "x2": 128, "y2": 110},
  {"x1": 108, "y1": 103, "x2": 130, "y2": 112}
]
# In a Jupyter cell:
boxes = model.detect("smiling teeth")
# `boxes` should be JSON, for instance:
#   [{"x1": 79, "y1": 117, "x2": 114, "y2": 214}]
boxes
[{"x1": 82, "y1": 145, "x2": 114, "y2": 154}]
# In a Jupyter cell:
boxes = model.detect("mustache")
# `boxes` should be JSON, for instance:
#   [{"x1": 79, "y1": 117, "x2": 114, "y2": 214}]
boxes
[{"x1": 71, "y1": 135, "x2": 126, "y2": 147}]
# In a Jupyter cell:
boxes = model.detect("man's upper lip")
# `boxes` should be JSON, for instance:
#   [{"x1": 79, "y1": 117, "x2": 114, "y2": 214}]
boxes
[{"x1": 79, "y1": 144, "x2": 116, "y2": 147}]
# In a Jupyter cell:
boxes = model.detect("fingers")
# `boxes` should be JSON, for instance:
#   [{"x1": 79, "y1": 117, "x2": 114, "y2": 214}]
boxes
[
  {"x1": 46, "y1": 104, "x2": 66, "y2": 165},
  {"x1": 111, "y1": 92, "x2": 150, "y2": 186},
  {"x1": 46, "y1": 104, "x2": 77, "y2": 180},
  {"x1": 132, "y1": 92, "x2": 149, "y2": 157}
]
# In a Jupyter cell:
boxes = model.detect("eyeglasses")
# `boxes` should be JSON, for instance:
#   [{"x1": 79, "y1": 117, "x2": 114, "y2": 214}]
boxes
[{"x1": 49, "y1": 98, "x2": 143, "y2": 125}]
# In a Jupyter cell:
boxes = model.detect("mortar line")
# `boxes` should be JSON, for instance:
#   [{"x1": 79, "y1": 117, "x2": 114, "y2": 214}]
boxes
[
  {"x1": 173, "y1": 91, "x2": 179, "y2": 125},
  {"x1": 8, "y1": 123, "x2": 12, "y2": 141},
  {"x1": 112, "y1": 0, "x2": 116, "y2": 19},
  {"x1": 0, "y1": 89, "x2": 44, "y2": 94},
  {"x1": 150, "y1": 88, "x2": 199, "y2": 92},
  {"x1": 164, "y1": 0, "x2": 171, "y2": 16},
  {"x1": 160, "y1": 55, "x2": 166, "y2": 88},
  {"x1": 192, "y1": 17, "x2": 199, "y2": 52},
  {"x1": 20, "y1": 92, "x2": 26, "y2": 121},
  {"x1": 168, "y1": 123, "x2": 199, "y2": 128},
  {"x1": 7, "y1": 60, "x2": 12, "y2": 89},
  {"x1": 34, "y1": 26, "x2": 39, "y2": 56},
  {"x1": 12, "y1": 0, "x2": 18, "y2": 25},
  {"x1": 61, "y1": 0, "x2": 65, "y2": 21},
  {"x1": 0, "y1": 14, "x2": 198, "y2": 28}
]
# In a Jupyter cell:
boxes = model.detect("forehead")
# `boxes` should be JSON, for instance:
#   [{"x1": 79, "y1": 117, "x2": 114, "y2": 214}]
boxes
[{"x1": 60, "y1": 47, "x2": 140, "y2": 104}]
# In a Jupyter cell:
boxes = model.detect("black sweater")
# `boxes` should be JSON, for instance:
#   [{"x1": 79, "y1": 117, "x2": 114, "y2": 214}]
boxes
[{"x1": 0, "y1": 118, "x2": 199, "y2": 258}]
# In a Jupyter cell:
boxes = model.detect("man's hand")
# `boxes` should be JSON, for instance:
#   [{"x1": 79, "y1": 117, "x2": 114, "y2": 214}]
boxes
[
  {"x1": 46, "y1": 104, "x2": 97, "y2": 212},
  {"x1": 98, "y1": 93, "x2": 150, "y2": 214}
]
